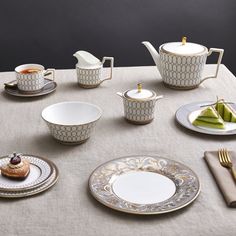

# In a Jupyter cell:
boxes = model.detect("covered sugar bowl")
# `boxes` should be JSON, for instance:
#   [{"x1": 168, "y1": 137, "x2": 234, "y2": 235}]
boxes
[{"x1": 117, "y1": 84, "x2": 163, "y2": 124}]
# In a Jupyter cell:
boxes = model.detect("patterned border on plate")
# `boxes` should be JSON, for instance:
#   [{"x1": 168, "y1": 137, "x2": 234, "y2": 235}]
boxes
[
  {"x1": 0, "y1": 154, "x2": 53, "y2": 191},
  {"x1": 0, "y1": 163, "x2": 59, "y2": 198},
  {"x1": 89, "y1": 155, "x2": 200, "y2": 215}
]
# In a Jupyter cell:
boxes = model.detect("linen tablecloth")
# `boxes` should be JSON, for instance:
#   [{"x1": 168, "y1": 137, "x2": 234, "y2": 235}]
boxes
[{"x1": 0, "y1": 65, "x2": 236, "y2": 236}]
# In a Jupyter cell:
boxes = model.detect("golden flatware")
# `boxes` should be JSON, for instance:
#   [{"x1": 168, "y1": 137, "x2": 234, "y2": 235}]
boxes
[{"x1": 218, "y1": 148, "x2": 236, "y2": 182}]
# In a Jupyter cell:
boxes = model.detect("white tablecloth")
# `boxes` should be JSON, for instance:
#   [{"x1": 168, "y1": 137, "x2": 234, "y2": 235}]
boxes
[{"x1": 0, "y1": 65, "x2": 236, "y2": 236}]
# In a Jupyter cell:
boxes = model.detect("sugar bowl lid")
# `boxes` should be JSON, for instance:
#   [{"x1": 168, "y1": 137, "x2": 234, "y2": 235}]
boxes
[
  {"x1": 124, "y1": 84, "x2": 156, "y2": 100},
  {"x1": 161, "y1": 37, "x2": 207, "y2": 55}
]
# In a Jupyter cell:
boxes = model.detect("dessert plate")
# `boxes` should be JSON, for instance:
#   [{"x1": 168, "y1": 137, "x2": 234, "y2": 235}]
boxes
[
  {"x1": 89, "y1": 155, "x2": 200, "y2": 215},
  {"x1": 0, "y1": 163, "x2": 59, "y2": 198},
  {"x1": 176, "y1": 101, "x2": 236, "y2": 135},
  {"x1": 0, "y1": 154, "x2": 54, "y2": 191},
  {"x1": 4, "y1": 78, "x2": 57, "y2": 97}
]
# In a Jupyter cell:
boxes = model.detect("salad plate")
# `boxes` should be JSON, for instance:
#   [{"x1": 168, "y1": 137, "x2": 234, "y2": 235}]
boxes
[
  {"x1": 0, "y1": 164, "x2": 58, "y2": 198},
  {"x1": 89, "y1": 155, "x2": 200, "y2": 215},
  {"x1": 176, "y1": 101, "x2": 236, "y2": 135},
  {"x1": 0, "y1": 154, "x2": 54, "y2": 192}
]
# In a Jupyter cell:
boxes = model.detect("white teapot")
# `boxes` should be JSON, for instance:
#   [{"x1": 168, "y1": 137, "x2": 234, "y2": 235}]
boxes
[{"x1": 142, "y1": 37, "x2": 224, "y2": 90}]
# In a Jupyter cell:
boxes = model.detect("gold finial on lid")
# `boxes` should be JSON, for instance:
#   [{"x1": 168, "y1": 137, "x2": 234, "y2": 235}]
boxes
[
  {"x1": 137, "y1": 83, "x2": 142, "y2": 92},
  {"x1": 182, "y1": 36, "x2": 187, "y2": 45}
]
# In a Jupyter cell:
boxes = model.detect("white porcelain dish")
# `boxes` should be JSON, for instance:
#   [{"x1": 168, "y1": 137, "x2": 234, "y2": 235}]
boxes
[
  {"x1": 0, "y1": 164, "x2": 59, "y2": 198},
  {"x1": 89, "y1": 155, "x2": 200, "y2": 215},
  {"x1": 42, "y1": 101, "x2": 102, "y2": 144},
  {"x1": 176, "y1": 101, "x2": 236, "y2": 135},
  {"x1": 0, "y1": 154, "x2": 53, "y2": 191}
]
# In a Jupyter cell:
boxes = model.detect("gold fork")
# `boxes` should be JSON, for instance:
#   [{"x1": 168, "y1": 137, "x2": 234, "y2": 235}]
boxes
[{"x1": 218, "y1": 148, "x2": 236, "y2": 182}]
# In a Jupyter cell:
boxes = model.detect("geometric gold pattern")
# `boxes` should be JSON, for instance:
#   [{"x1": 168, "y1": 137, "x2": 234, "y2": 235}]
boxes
[
  {"x1": 45, "y1": 121, "x2": 97, "y2": 144},
  {"x1": 159, "y1": 52, "x2": 207, "y2": 88},
  {"x1": 123, "y1": 99, "x2": 156, "y2": 124},
  {"x1": 16, "y1": 71, "x2": 45, "y2": 91},
  {"x1": 76, "y1": 67, "x2": 102, "y2": 86}
]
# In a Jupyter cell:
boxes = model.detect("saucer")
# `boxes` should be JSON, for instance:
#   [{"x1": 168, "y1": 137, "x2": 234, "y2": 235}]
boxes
[{"x1": 4, "y1": 78, "x2": 57, "y2": 97}]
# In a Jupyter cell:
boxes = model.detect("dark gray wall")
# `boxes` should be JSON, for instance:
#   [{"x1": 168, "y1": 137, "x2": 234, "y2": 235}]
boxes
[{"x1": 0, "y1": 0, "x2": 235, "y2": 74}]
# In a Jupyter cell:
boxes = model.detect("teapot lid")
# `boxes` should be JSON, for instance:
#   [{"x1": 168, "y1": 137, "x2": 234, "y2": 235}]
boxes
[
  {"x1": 161, "y1": 37, "x2": 207, "y2": 55},
  {"x1": 124, "y1": 84, "x2": 156, "y2": 100}
]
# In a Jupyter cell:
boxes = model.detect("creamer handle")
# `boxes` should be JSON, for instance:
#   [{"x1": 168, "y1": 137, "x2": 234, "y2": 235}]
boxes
[{"x1": 100, "y1": 57, "x2": 114, "y2": 84}]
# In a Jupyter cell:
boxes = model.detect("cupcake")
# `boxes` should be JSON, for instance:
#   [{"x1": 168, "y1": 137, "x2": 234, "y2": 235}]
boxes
[{"x1": 0, "y1": 152, "x2": 30, "y2": 180}]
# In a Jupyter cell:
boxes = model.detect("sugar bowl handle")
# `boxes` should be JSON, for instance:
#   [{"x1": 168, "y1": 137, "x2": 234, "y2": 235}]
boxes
[
  {"x1": 200, "y1": 48, "x2": 224, "y2": 84},
  {"x1": 116, "y1": 92, "x2": 124, "y2": 98},
  {"x1": 155, "y1": 95, "x2": 163, "y2": 101},
  {"x1": 100, "y1": 57, "x2": 114, "y2": 84}
]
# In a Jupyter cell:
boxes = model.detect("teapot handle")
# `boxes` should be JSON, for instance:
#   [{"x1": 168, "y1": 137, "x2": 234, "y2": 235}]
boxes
[
  {"x1": 200, "y1": 48, "x2": 224, "y2": 84},
  {"x1": 100, "y1": 57, "x2": 114, "y2": 84}
]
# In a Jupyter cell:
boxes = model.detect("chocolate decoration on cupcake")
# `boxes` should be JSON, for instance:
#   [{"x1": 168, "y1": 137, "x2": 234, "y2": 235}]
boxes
[{"x1": 10, "y1": 152, "x2": 22, "y2": 165}]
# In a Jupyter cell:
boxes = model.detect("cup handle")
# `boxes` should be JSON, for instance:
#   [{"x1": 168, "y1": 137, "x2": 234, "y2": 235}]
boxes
[
  {"x1": 200, "y1": 48, "x2": 224, "y2": 84},
  {"x1": 100, "y1": 57, "x2": 114, "y2": 84},
  {"x1": 44, "y1": 68, "x2": 55, "y2": 81},
  {"x1": 42, "y1": 68, "x2": 55, "y2": 88}
]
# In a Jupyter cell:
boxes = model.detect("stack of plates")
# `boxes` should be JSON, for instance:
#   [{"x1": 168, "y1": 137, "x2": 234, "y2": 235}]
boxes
[{"x1": 0, "y1": 154, "x2": 59, "y2": 198}]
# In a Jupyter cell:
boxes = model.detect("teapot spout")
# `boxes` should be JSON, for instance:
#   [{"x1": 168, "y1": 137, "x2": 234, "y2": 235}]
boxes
[{"x1": 142, "y1": 41, "x2": 162, "y2": 75}]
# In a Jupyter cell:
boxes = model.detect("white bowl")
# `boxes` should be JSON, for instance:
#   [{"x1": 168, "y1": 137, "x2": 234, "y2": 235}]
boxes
[{"x1": 41, "y1": 101, "x2": 102, "y2": 144}]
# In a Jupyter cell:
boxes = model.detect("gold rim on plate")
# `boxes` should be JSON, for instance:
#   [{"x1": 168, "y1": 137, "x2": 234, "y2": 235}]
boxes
[
  {"x1": 89, "y1": 155, "x2": 200, "y2": 215},
  {"x1": 0, "y1": 154, "x2": 54, "y2": 192},
  {"x1": 0, "y1": 162, "x2": 59, "y2": 198}
]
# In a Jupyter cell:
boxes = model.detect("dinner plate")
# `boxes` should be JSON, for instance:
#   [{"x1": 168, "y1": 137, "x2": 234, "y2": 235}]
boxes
[
  {"x1": 176, "y1": 101, "x2": 236, "y2": 135},
  {"x1": 4, "y1": 78, "x2": 57, "y2": 97},
  {"x1": 89, "y1": 155, "x2": 200, "y2": 215},
  {"x1": 0, "y1": 154, "x2": 53, "y2": 191},
  {"x1": 0, "y1": 163, "x2": 59, "y2": 198}
]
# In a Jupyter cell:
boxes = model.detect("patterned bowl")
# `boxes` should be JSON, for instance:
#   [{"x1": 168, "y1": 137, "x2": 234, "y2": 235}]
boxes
[{"x1": 41, "y1": 102, "x2": 102, "y2": 145}]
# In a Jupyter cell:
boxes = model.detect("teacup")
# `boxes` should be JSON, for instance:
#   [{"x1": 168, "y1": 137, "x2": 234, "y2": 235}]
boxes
[
  {"x1": 15, "y1": 64, "x2": 55, "y2": 93},
  {"x1": 75, "y1": 57, "x2": 114, "y2": 88}
]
